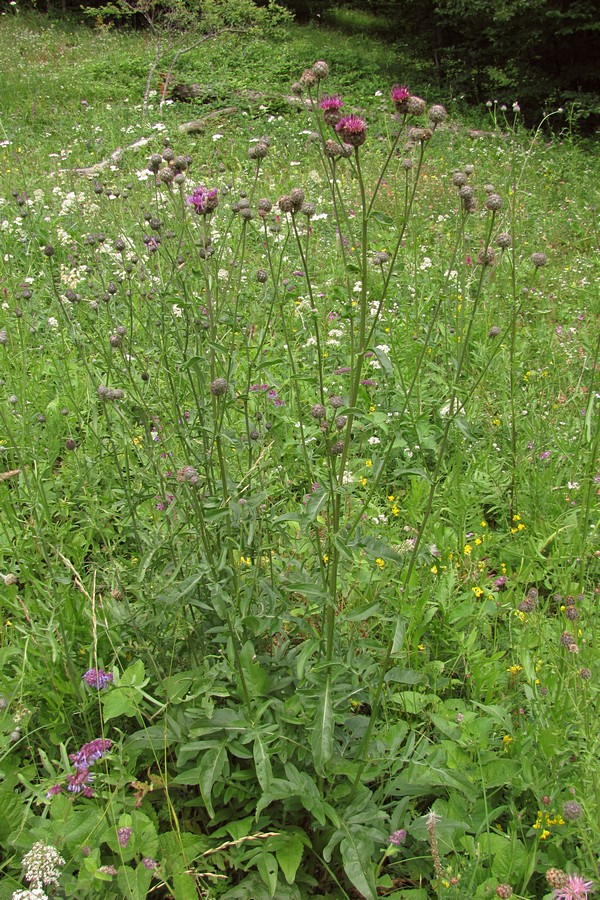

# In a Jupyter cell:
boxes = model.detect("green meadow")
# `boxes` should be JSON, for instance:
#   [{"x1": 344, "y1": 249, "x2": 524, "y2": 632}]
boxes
[{"x1": 0, "y1": 7, "x2": 598, "y2": 899}]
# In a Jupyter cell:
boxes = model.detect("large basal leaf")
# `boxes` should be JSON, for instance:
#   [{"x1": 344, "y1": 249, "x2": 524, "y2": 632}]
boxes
[
  {"x1": 340, "y1": 829, "x2": 377, "y2": 900},
  {"x1": 311, "y1": 676, "x2": 333, "y2": 777}
]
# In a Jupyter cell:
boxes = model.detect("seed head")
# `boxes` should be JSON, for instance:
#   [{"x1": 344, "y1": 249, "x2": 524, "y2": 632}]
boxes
[
  {"x1": 290, "y1": 188, "x2": 305, "y2": 212},
  {"x1": 173, "y1": 155, "x2": 189, "y2": 172},
  {"x1": 488, "y1": 326, "x2": 501, "y2": 338},
  {"x1": 428, "y1": 104, "x2": 447, "y2": 125},
  {"x1": 0, "y1": 330, "x2": 8, "y2": 345},
  {"x1": 159, "y1": 167, "x2": 174, "y2": 184},
  {"x1": 485, "y1": 193, "x2": 503, "y2": 211},
  {"x1": 257, "y1": 198, "x2": 272, "y2": 216},
  {"x1": 565, "y1": 604, "x2": 579, "y2": 620},
  {"x1": 310, "y1": 403, "x2": 327, "y2": 420},
  {"x1": 562, "y1": 800, "x2": 582, "y2": 820},
  {"x1": 477, "y1": 247, "x2": 496, "y2": 267},
  {"x1": 248, "y1": 141, "x2": 269, "y2": 160},
  {"x1": 496, "y1": 232, "x2": 512, "y2": 249},
  {"x1": 177, "y1": 465, "x2": 199, "y2": 485},
  {"x1": 312, "y1": 60, "x2": 329, "y2": 80},
  {"x1": 162, "y1": 147, "x2": 175, "y2": 162},
  {"x1": 459, "y1": 185, "x2": 474, "y2": 200},
  {"x1": 109, "y1": 334, "x2": 122, "y2": 348},
  {"x1": 210, "y1": 377, "x2": 228, "y2": 397},
  {"x1": 579, "y1": 667, "x2": 591, "y2": 680},
  {"x1": 65, "y1": 438, "x2": 77, "y2": 451},
  {"x1": 324, "y1": 139, "x2": 349, "y2": 159},
  {"x1": 330, "y1": 440, "x2": 344, "y2": 455},
  {"x1": 278, "y1": 195, "x2": 294, "y2": 214},
  {"x1": 329, "y1": 395, "x2": 344, "y2": 409},
  {"x1": 546, "y1": 868, "x2": 568, "y2": 889},
  {"x1": 256, "y1": 269, "x2": 268, "y2": 283},
  {"x1": 301, "y1": 202, "x2": 316, "y2": 217},
  {"x1": 290, "y1": 81, "x2": 304, "y2": 96},
  {"x1": 336, "y1": 415, "x2": 347, "y2": 430},
  {"x1": 300, "y1": 68, "x2": 316, "y2": 89},
  {"x1": 401, "y1": 158, "x2": 413, "y2": 170},
  {"x1": 560, "y1": 630, "x2": 575, "y2": 647},
  {"x1": 406, "y1": 95, "x2": 426, "y2": 116},
  {"x1": 148, "y1": 154, "x2": 163, "y2": 173},
  {"x1": 531, "y1": 252, "x2": 547, "y2": 268},
  {"x1": 43, "y1": 245, "x2": 55, "y2": 257},
  {"x1": 372, "y1": 251, "x2": 390, "y2": 266},
  {"x1": 452, "y1": 171, "x2": 467, "y2": 187}
]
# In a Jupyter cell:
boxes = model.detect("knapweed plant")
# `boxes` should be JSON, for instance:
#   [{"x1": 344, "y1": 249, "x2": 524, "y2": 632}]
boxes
[{"x1": 0, "y1": 40, "x2": 598, "y2": 900}]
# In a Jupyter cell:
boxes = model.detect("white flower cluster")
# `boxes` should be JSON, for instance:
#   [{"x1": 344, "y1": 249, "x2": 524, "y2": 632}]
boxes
[{"x1": 21, "y1": 842, "x2": 65, "y2": 890}]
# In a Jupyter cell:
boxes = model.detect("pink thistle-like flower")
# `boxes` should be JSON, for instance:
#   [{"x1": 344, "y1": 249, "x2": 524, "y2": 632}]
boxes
[
  {"x1": 554, "y1": 874, "x2": 595, "y2": 900},
  {"x1": 319, "y1": 94, "x2": 343, "y2": 111},
  {"x1": 335, "y1": 115, "x2": 366, "y2": 147},
  {"x1": 391, "y1": 84, "x2": 411, "y2": 113},
  {"x1": 186, "y1": 185, "x2": 219, "y2": 215}
]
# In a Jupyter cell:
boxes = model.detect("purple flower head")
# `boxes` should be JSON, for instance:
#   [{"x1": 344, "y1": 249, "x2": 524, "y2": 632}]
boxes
[
  {"x1": 389, "y1": 828, "x2": 407, "y2": 846},
  {"x1": 83, "y1": 668, "x2": 113, "y2": 690},
  {"x1": 46, "y1": 783, "x2": 62, "y2": 798},
  {"x1": 117, "y1": 827, "x2": 133, "y2": 848},
  {"x1": 249, "y1": 383, "x2": 269, "y2": 392},
  {"x1": 66, "y1": 766, "x2": 93, "y2": 794},
  {"x1": 320, "y1": 94, "x2": 343, "y2": 111},
  {"x1": 186, "y1": 185, "x2": 219, "y2": 216},
  {"x1": 335, "y1": 115, "x2": 367, "y2": 147},
  {"x1": 142, "y1": 857, "x2": 158, "y2": 871},
  {"x1": 391, "y1": 85, "x2": 411, "y2": 113},
  {"x1": 539, "y1": 450, "x2": 551, "y2": 460},
  {"x1": 554, "y1": 875, "x2": 595, "y2": 900},
  {"x1": 69, "y1": 738, "x2": 112, "y2": 770},
  {"x1": 494, "y1": 576, "x2": 507, "y2": 590}
]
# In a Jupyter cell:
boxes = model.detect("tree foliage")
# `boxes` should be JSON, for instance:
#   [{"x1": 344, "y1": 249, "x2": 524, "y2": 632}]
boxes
[{"x1": 340, "y1": 0, "x2": 600, "y2": 129}]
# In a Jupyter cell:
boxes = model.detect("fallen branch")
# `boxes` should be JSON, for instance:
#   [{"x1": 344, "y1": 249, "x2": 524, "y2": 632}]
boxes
[{"x1": 73, "y1": 136, "x2": 152, "y2": 177}]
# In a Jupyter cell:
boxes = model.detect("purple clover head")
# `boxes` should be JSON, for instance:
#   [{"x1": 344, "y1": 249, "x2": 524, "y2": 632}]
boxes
[
  {"x1": 186, "y1": 185, "x2": 219, "y2": 215},
  {"x1": 83, "y1": 668, "x2": 113, "y2": 690},
  {"x1": 142, "y1": 857, "x2": 158, "y2": 871},
  {"x1": 389, "y1": 829, "x2": 407, "y2": 847},
  {"x1": 117, "y1": 827, "x2": 133, "y2": 847}
]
